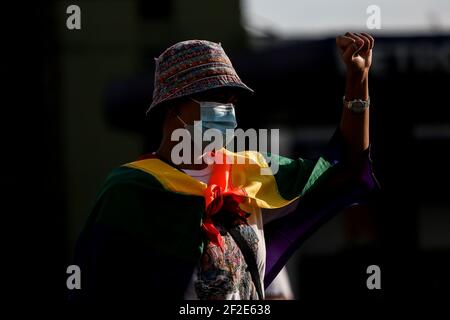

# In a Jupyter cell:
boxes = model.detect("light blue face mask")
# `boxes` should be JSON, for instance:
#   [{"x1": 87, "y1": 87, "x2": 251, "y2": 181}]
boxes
[
  {"x1": 192, "y1": 98, "x2": 237, "y2": 134},
  {"x1": 177, "y1": 99, "x2": 237, "y2": 148}
]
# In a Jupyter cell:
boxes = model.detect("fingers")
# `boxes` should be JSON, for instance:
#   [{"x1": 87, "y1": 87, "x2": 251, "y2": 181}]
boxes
[
  {"x1": 346, "y1": 32, "x2": 364, "y2": 51},
  {"x1": 336, "y1": 35, "x2": 355, "y2": 53},
  {"x1": 361, "y1": 32, "x2": 375, "y2": 50},
  {"x1": 340, "y1": 32, "x2": 359, "y2": 61},
  {"x1": 357, "y1": 33, "x2": 371, "y2": 54},
  {"x1": 343, "y1": 32, "x2": 373, "y2": 57}
]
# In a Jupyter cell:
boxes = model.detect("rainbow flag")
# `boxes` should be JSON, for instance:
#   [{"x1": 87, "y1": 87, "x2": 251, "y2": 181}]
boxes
[{"x1": 71, "y1": 130, "x2": 378, "y2": 300}]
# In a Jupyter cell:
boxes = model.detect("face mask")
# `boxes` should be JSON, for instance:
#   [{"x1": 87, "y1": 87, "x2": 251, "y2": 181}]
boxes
[
  {"x1": 177, "y1": 99, "x2": 237, "y2": 149},
  {"x1": 192, "y1": 98, "x2": 237, "y2": 135}
]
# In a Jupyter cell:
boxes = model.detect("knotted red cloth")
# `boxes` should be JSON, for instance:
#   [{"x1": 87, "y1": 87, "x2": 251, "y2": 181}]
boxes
[{"x1": 202, "y1": 152, "x2": 248, "y2": 250}]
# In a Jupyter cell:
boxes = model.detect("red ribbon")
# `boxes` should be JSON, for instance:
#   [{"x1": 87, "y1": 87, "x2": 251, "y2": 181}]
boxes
[{"x1": 203, "y1": 151, "x2": 247, "y2": 250}]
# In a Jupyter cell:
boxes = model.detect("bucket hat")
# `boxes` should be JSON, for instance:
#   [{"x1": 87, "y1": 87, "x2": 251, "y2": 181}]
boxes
[{"x1": 146, "y1": 40, "x2": 253, "y2": 115}]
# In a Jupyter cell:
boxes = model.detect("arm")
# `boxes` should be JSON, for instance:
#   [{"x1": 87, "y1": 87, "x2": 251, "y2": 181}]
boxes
[
  {"x1": 336, "y1": 32, "x2": 374, "y2": 157},
  {"x1": 263, "y1": 33, "x2": 379, "y2": 286}
]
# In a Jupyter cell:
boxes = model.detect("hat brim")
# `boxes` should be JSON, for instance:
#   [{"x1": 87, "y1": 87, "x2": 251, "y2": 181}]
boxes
[{"x1": 146, "y1": 74, "x2": 253, "y2": 116}]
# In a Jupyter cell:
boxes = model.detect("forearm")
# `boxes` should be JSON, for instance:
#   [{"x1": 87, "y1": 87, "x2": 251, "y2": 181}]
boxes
[{"x1": 339, "y1": 71, "x2": 370, "y2": 155}]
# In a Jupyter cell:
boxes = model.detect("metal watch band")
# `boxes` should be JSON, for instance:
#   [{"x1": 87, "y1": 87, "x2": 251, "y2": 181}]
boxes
[{"x1": 343, "y1": 96, "x2": 370, "y2": 113}]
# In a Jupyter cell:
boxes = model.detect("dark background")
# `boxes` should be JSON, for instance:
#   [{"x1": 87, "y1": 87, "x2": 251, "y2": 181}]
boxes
[{"x1": 4, "y1": 1, "x2": 449, "y2": 303}]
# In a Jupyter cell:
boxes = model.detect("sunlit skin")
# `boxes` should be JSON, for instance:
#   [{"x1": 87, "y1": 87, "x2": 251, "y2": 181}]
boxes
[
  {"x1": 157, "y1": 32, "x2": 374, "y2": 170},
  {"x1": 337, "y1": 32, "x2": 373, "y2": 158}
]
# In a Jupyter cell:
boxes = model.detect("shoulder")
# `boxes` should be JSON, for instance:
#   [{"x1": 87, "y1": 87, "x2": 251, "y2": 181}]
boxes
[
  {"x1": 98, "y1": 163, "x2": 164, "y2": 199},
  {"x1": 85, "y1": 163, "x2": 167, "y2": 231}
]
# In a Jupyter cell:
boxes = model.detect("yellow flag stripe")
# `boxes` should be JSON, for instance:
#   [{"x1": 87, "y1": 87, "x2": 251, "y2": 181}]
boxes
[{"x1": 124, "y1": 150, "x2": 299, "y2": 210}]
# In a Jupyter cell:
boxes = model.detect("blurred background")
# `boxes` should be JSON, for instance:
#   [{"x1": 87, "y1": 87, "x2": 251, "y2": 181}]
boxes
[{"x1": 5, "y1": 0, "x2": 450, "y2": 302}]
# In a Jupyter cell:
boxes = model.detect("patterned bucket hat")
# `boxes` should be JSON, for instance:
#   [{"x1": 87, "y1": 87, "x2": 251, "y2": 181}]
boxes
[{"x1": 146, "y1": 40, "x2": 254, "y2": 115}]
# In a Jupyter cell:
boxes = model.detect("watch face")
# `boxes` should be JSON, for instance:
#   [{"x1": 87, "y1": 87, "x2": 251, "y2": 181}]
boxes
[{"x1": 350, "y1": 101, "x2": 366, "y2": 113}]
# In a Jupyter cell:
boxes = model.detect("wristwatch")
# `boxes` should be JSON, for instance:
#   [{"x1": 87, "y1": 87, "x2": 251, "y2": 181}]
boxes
[{"x1": 343, "y1": 96, "x2": 370, "y2": 113}]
